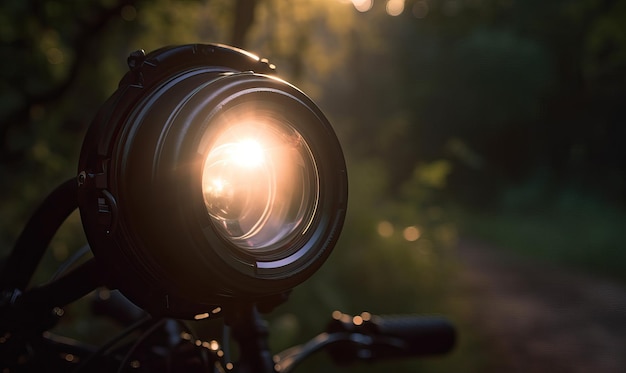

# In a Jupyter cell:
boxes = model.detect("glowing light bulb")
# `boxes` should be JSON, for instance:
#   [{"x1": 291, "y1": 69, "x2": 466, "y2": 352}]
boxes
[{"x1": 231, "y1": 139, "x2": 265, "y2": 168}]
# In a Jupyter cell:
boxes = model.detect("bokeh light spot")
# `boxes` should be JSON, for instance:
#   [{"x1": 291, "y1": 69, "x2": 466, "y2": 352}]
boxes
[
  {"x1": 386, "y1": 0, "x2": 405, "y2": 16},
  {"x1": 413, "y1": 0, "x2": 429, "y2": 18},
  {"x1": 377, "y1": 220, "x2": 394, "y2": 238},
  {"x1": 352, "y1": 0, "x2": 373, "y2": 12},
  {"x1": 403, "y1": 226, "x2": 421, "y2": 241},
  {"x1": 121, "y1": 5, "x2": 137, "y2": 21}
]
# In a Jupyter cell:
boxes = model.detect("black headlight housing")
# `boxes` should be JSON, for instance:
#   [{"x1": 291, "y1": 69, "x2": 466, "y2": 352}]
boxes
[{"x1": 77, "y1": 44, "x2": 347, "y2": 319}]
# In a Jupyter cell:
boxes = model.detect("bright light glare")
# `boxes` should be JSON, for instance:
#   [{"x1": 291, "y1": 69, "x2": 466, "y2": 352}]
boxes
[
  {"x1": 201, "y1": 110, "x2": 319, "y2": 251},
  {"x1": 231, "y1": 139, "x2": 264, "y2": 167},
  {"x1": 206, "y1": 178, "x2": 225, "y2": 194}
]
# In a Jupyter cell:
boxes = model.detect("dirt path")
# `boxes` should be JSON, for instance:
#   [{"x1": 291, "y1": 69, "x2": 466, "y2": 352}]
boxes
[{"x1": 452, "y1": 239, "x2": 626, "y2": 372}]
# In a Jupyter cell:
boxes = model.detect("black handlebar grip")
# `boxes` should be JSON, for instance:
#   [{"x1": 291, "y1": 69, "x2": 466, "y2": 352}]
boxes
[
  {"x1": 369, "y1": 314, "x2": 456, "y2": 356},
  {"x1": 326, "y1": 312, "x2": 456, "y2": 365}
]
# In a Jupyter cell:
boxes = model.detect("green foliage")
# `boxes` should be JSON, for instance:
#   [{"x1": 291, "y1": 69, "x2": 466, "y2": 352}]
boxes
[
  {"x1": 265, "y1": 156, "x2": 466, "y2": 372},
  {"x1": 459, "y1": 177, "x2": 626, "y2": 282},
  {"x1": 2, "y1": 0, "x2": 625, "y2": 371}
]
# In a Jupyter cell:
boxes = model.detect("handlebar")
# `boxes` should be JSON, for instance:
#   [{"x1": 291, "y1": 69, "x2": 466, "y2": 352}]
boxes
[
  {"x1": 273, "y1": 311, "x2": 456, "y2": 372},
  {"x1": 0, "y1": 177, "x2": 456, "y2": 372},
  {"x1": 326, "y1": 311, "x2": 456, "y2": 364},
  {"x1": 1, "y1": 275, "x2": 456, "y2": 372}
]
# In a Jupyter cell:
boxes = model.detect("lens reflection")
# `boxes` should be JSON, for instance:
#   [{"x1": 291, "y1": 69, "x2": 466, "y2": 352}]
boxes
[{"x1": 202, "y1": 112, "x2": 318, "y2": 251}]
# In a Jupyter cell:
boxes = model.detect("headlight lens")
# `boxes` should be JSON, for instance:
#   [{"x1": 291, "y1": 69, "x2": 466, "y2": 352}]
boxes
[
  {"x1": 77, "y1": 44, "x2": 347, "y2": 318},
  {"x1": 202, "y1": 106, "x2": 319, "y2": 251}
]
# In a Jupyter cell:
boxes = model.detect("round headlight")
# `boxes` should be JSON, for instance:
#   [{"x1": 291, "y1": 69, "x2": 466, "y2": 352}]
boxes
[
  {"x1": 77, "y1": 44, "x2": 347, "y2": 318},
  {"x1": 201, "y1": 108, "x2": 319, "y2": 252}
]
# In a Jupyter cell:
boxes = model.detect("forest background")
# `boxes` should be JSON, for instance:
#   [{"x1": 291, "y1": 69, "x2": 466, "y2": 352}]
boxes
[{"x1": 1, "y1": 0, "x2": 624, "y2": 371}]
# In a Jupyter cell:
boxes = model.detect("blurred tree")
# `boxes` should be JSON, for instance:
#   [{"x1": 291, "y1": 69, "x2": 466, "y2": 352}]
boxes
[
  {"x1": 2, "y1": 0, "x2": 625, "y2": 371},
  {"x1": 232, "y1": 0, "x2": 260, "y2": 47},
  {"x1": 0, "y1": 0, "x2": 153, "y2": 257},
  {"x1": 0, "y1": 0, "x2": 140, "y2": 163},
  {"x1": 0, "y1": 0, "x2": 272, "y2": 254},
  {"x1": 374, "y1": 0, "x2": 626, "y2": 210}
]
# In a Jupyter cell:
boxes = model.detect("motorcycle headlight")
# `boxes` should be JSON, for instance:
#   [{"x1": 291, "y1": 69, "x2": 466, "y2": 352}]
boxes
[{"x1": 77, "y1": 44, "x2": 347, "y2": 318}]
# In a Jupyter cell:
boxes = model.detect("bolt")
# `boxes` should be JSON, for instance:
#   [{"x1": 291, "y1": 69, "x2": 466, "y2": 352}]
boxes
[
  {"x1": 52, "y1": 307, "x2": 64, "y2": 317},
  {"x1": 77, "y1": 171, "x2": 86, "y2": 186},
  {"x1": 127, "y1": 49, "x2": 146, "y2": 71}
]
